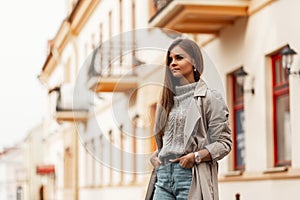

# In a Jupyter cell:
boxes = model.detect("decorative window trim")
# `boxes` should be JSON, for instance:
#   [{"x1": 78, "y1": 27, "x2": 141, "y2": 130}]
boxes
[
  {"x1": 271, "y1": 53, "x2": 291, "y2": 167},
  {"x1": 232, "y1": 71, "x2": 245, "y2": 170}
]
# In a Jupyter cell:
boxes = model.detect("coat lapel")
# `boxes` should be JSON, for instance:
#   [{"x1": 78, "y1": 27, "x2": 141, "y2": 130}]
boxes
[
  {"x1": 184, "y1": 98, "x2": 201, "y2": 148},
  {"x1": 184, "y1": 79, "x2": 208, "y2": 149}
]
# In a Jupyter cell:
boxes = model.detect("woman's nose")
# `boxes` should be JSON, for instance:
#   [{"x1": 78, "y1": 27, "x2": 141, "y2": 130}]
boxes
[{"x1": 170, "y1": 59, "x2": 177, "y2": 66}]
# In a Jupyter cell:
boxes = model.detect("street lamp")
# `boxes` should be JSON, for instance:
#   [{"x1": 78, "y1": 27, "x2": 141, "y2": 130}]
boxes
[
  {"x1": 235, "y1": 67, "x2": 255, "y2": 95},
  {"x1": 280, "y1": 45, "x2": 299, "y2": 76}
]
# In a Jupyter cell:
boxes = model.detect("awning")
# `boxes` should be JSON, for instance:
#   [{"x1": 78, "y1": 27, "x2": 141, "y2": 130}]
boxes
[{"x1": 36, "y1": 165, "x2": 55, "y2": 175}]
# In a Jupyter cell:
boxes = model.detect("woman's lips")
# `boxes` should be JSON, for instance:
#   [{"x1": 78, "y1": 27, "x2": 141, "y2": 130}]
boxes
[{"x1": 171, "y1": 67, "x2": 180, "y2": 73}]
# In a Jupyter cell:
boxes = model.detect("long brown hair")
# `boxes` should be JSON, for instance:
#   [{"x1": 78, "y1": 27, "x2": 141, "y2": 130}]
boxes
[{"x1": 157, "y1": 38, "x2": 204, "y2": 134}]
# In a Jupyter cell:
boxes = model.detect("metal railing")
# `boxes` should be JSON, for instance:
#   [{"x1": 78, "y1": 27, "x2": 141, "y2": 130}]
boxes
[{"x1": 88, "y1": 43, "x2": 144, "y2": 78}]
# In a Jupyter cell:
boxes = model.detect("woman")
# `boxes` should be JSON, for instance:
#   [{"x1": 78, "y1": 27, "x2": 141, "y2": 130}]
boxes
[{"x1": 146, "y1": 38, "x2": 232, "y2": 200}]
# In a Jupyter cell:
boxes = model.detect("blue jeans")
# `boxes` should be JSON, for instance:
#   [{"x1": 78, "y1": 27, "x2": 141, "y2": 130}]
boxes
[{"x1": 153, "y1": 163, "x2": 192, "y2": 200}]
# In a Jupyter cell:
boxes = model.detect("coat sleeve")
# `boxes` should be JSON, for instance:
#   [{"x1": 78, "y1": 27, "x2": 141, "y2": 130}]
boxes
[{"x1": 203, "y1": 90, "x2": 232, "y2": 162}]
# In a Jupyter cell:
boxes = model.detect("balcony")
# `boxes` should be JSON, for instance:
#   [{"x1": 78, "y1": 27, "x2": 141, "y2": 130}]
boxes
[
  {"x1": 149, "y1": 0, "x2": 250, "y2": 34},
  {"x1": 88, "y1": 76, "x2": 138, "y2": 93},
  {"x1": 49, "y1": 85, "x2": 89, "y2": 123},
  {"x1": 55, "y1": 110, "x2": 88, "y2": 123},
  {"x1": 87, "y1": 45, "x2": 143, "y2": 93}
]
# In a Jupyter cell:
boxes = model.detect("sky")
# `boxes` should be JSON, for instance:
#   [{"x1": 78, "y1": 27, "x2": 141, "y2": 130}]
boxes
[{"x1": 0, "y1": 0, "x2": 66, "y2": 151}]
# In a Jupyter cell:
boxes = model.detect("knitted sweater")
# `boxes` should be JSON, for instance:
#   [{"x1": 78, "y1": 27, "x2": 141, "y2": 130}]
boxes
[{"x1": 158, "y1": 82, "x2": 197, "y2": 164}]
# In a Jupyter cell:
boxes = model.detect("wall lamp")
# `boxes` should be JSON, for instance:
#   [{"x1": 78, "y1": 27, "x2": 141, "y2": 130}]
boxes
[
  {"x1": 235, "y1": 67, "x2": 255, "y2": 95},
  {"x1": 280, "y1": 45, "x2": 299, "y2": 76}
]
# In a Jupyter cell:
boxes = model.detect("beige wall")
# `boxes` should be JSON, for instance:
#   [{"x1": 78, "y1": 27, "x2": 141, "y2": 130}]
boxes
[
  {"x1": 205, "y1": 0, "x2": 300, "y2": 169},
  {"x1": 203, "y1": 0, "x2": 300, "y2": 199},
  {"x1": 220, "y1": 179, "x2": 300, "y2": 200}
]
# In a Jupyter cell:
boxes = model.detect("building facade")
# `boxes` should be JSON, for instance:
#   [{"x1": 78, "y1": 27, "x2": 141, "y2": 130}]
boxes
[
  {"x1": 38, "y1": 0, "x2": 300, "y2": 199},
  {"x1": 39, "y1": 0, "x2": 169, "y2": 199},
  {"x1": 149, "y1": 0, "x2": 300, "y2": 199},
  {"x1": 0, "y1": 145, "x2": 26, "y2": 200},
  {"x1": 23, "y1": 124, "x2": 49, "y2": 200}
]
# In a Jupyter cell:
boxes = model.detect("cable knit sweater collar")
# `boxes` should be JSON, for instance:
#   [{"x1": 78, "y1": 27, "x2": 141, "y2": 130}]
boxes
[{"x1": 174, "y1": 82, "x2": 197, "y2": 102}]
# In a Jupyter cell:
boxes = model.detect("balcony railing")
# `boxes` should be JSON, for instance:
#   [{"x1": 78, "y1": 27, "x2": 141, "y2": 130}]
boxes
[
  {"x1": 86, "y1": 28, "x2": 183, "y2": 93},
  {"x1": 87, "y1": 42, "x2": 143, "y2": 93}
]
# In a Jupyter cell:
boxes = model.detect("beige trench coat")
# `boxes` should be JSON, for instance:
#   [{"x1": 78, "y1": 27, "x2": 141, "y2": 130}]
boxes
[{"x1": 151, "y1": 79, "x2": 232, "y2": 200}]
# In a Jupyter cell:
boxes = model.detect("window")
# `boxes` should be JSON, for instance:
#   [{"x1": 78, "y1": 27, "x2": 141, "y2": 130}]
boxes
[
  {"x1": 17, "y1": 186, "x2": 23, "y2": 200},
  {"x1": 232, "y1": 71, "x2": 245, "y2": 170},
  {"x1": 271, "y1": 54, "x2": 291, "y2": 166}
]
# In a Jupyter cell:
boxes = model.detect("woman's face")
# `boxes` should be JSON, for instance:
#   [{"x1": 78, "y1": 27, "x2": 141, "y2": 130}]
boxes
[{"x1": 168, "y1": 45, "x2": 195, "y2": 84}]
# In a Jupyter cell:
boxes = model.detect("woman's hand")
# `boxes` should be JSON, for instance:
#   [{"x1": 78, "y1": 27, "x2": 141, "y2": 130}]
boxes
[
  {"x1": 169, "y1": 153, "x2": 194, "y2": 169},
  {"x1": 150, "y1": 150, "x2": 161, "y2": 169}
]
